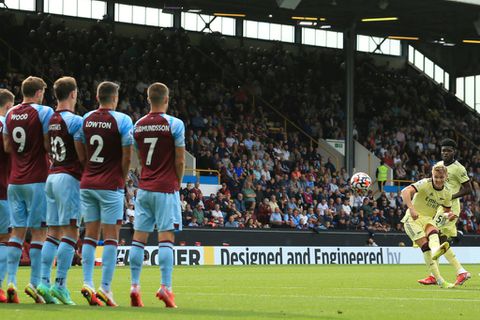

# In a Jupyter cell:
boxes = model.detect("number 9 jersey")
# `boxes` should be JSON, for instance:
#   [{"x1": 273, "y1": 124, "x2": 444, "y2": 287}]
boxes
[{"x1": 4, "y1": 103, "x2": 53, "y2": 184}]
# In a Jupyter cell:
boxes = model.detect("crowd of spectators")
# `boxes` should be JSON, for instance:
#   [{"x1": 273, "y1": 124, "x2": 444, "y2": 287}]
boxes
[{"x1": 0, "y1": 12, "x2": 479, "y2": 234}]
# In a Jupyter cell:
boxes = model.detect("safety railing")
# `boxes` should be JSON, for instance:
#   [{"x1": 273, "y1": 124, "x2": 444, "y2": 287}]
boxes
[
  {"x1": 372, "y1": 178, "x2": 414, "y2": 195},
  {"x1": 184, "y1": 168, "x2": 221, "y2": 185}
]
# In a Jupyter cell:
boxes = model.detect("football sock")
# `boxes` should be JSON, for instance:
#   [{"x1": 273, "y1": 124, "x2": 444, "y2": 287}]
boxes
[
  {"x1": 101, "y1": 239, "x2": 118, "y2": 292},
  {"x1": 82, "y1": 237, "x2": 97, "y2": 288},
  {"x1": 443, "y1": 248, "x2": 466, "y2": 275},
  {"x1": 0, "y1": 242, "x2": 7, "y2": 287},
  {"x1": 30, "y1": 241, "x2": 44, "y2": 287},
  {"x1": 7, "y1": 237, "x2": 23, "y2": 287},
  {"x1": 158, "y1": 241, "x2": 174, "y2": 291},
  {"x1": 41, "y1": 236, "x2": 60, "y2": 286},
  {"x1": 130, "y1": 241, "x2": 145, "y2": 287},
  {"x1": 421, "y1": 242, "x2": 443, "y2": 283},
  {"x1": 55, "y1": 236, "x2": 77, "y2": 289}
]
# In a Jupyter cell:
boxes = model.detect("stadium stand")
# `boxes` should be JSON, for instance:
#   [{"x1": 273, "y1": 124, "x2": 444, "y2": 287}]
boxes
[{"x1": 0, "y1": 12, "x2": 479, "y2": 234}]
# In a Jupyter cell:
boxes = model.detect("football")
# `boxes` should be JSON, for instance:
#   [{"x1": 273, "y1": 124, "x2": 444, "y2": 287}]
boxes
[{"x1": 350, "y1": 172, "x2": 372, "y2": 194}]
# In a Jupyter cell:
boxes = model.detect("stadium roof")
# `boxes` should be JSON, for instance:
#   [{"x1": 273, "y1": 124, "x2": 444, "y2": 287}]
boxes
[
  {"x1": 117, "y1": 0, "x2": 480, "y2": 41},
  {"x1": 112, "y1": 1, "x2": 480, "y2": 75}
]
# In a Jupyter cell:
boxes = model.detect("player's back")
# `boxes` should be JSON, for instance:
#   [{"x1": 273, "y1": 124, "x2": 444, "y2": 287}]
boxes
[
  {"x1": 134, "y1": 113, "x2": 184, "y2": 193},
  {"x1": 48, "y1": 110, "x2": 83, "y2": 180},
  {"x1": 80, "y1": 108, "x2": 132, "y2": 190},
  {"x1": 5, "y1": 103, "x2": 52, "y2": 184},
  {"x1": 0, "y1": 115, "x2": 9, "y2": 199}
]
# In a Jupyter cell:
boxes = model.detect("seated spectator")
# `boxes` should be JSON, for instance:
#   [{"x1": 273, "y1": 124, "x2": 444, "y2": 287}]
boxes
[
  {"x1": 188, "y1": 217, "x2": 199, "y2": 227},
  {"x1": 342, "y1": 198, "x2": 352, "y2": 216},
  {"x1": 234, "y1": 193, "x2": 247, "y2": 213},
  {"x1": 242, "y1": 181, "x2": 257, "y2": 209},
  {"x1": 269, "y1": 207, "x2": 284, "y2": 227},
  {"x1": 211, "y1": 203, "x2": 225, "y2": 221},
  {"x1": 193, "y1": 203, "x2": 206, "y2": 224},
  {"x1": 224, "y1": 215, "x2": 239, "y2": 228},
  {"x1": 257, "y1": 198, "x2": 272, "y2": 226},
  {"x1": 245, "y1": 218, "x2": 258, "y2": 229}
]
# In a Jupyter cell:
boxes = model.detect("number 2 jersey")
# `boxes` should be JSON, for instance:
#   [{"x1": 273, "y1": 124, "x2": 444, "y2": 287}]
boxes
[
  {"x1": 3, "y1": 103, "x2": 53, "y2": 184},
  {"x1": 134, "y1": 112, "x2": 185, "y2": 193},
  {"x1": 77, "y1": 108, "x2": 133, "y2": 190},
  {"x1": 48, "y1": 110, "x2": 83, "y2": 180}
]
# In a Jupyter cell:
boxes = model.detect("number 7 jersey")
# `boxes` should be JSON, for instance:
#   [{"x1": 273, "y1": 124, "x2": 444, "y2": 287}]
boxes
[
  {"x1": 134, "y1": 112, "x2": 185, "y2": 193},
  {"x1": 76, "y1": 108, "x2": 133, "y2": 190}
]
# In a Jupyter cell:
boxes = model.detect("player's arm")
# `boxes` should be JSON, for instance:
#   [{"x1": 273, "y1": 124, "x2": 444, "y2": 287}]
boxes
[
  {"x1": 120, "y1": 114, "x2": 133, "y2": 180},
  {"x1": 3, "y1": 134, "x2": 11, "y2": 153},
  {"x1": 175, "y1": 146, "x2": 186, "y2": 187},
  {"x1": 172, "y1": 117, "x2": 186, "y2": 188},
  {"x1": 122, "y1": 145, "x2": 132, "y2": 181},
  {"x1": 401, "y1": 185, "x2": 419, "y2": 219},
  {"x1": 133, "y1": 143, "x2": 142, "y2": 173},
  {"x1": 74, "y1": 141, "x2": 87, "y2": 167},
  {"x1": 442, "y1": 190, "x2": 456, "y2": 221},
  {"x1": 73, "y1": 118, "x2": 87, "y2": 167},
  {"x1": 452, "y1": 180, "x2": 472, "y2": 200},
  {"x1": 44, "y1": 134, "x2": 51, "y2": 155},
  {"x1": 40, "y1": 106, "x2": 54, "y2": 154}
]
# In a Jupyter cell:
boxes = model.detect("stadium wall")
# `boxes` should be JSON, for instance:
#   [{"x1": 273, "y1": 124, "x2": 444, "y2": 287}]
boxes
[
  {"x1": 118, "y1": 228, "x2": 480, "y2": 247},
  {"x1": 114, "y1": 245, "x2": 480, "y2": 266}
]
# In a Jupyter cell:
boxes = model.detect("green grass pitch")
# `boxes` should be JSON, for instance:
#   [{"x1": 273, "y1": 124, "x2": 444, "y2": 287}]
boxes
[{"x1": 0, "y1": 264, "x2": 479, "y2": 319}]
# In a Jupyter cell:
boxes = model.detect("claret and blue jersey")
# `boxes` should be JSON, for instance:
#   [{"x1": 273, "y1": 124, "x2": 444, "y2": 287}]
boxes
[
  {"x1": 3, "y1": 103, "x2": 53, "y2": 228},
  {"x1": 76, "y1": 108, "x2": 133, "y2": 225}
]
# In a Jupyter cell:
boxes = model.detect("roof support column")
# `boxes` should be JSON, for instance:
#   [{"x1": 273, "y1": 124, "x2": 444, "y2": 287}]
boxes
[{"x1": 344, "y1": 23, "x2": 356, "y2": 177}]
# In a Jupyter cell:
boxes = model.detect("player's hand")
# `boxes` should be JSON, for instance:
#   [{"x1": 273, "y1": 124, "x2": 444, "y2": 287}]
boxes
[
  {"x1": 446, "y1": 211, "x2": 457, "y2": 221},
  {"x1": 410, "y1": 208, "x2": 419, "y2": 220}
]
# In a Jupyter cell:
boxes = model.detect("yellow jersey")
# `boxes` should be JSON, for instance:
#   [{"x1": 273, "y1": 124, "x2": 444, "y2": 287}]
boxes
[
  {"x1": 437, "y1": 160, "x2": 469, "y2": 213},
  {"x1": 402, "y1": 178, "x2": 452, "y2": 220}
]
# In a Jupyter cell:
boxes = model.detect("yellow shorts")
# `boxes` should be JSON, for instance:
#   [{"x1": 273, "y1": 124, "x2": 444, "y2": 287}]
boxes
[
  {"x1": 435, "y1": 205, "x2": 459, "y2": 238},
  {"x1": 403, "y1": 215, "x2": 435, "y2": 242}
]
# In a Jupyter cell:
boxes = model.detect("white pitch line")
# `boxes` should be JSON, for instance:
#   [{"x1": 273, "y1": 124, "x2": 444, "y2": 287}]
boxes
[
  {"x1": 176, "y1": 285, "x2": 477, "y2": 293},
  {"x1": 186, "y1": 292, "x2": 480, "y2": 303}
]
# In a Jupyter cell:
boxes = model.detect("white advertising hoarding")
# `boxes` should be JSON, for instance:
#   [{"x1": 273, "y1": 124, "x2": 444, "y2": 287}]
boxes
[{"x1": 115, "y1": 246, "x2": 480, "y2": 266}]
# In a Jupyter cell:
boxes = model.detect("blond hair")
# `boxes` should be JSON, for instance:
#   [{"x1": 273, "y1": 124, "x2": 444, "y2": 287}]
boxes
[{"x1": 432, "y1": 163, "x2": 448, "y2": 176}]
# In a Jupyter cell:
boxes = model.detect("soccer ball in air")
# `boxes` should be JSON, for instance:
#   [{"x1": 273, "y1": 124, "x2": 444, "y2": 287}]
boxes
[{"x1": 350, "y1": 172, "x2": 372, "y2": 194}]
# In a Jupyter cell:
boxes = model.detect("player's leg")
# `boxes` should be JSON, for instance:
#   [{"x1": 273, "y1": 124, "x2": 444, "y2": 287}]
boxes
[
  {"x1": 156, "y1": 231, "x2": 176, "y2": 307},
  {"x1": 129, "y1": 231, "x2": 148, "y2": 307},
  {"x1": 129, "y1": 189, "x2": 154, "y2": 307},
  {"x1": 425, "y1": 223, "x2": 449, "y2": 260},
  {"x1": 155, "y1": 191, "x2": 181, "y2": 308},
  {"x1": 0, "y1": 233, "x2": 8, "y2": 303},
  {"x1": 0, "y1": 200, "x2": 10, "y2": 302},
  {"x1": 95, "y1": 189, "x2": 123, "y2": 307},
  {"x1": 405, "y1": 216, "x2": 451, "y2": 288},
  {"x1": 79, "y1": 189, "x2": 103, "y2": 306},
  {"x1": 51, "y1": 225, "x2": 77, "y2": 305},
  {"x1": 439, "y1": 232, "x2": 471, "y2": 285},
  {"x1": 415, "y1": 236, "x2": 452, "y2": 288},
  {"x1": 6, "y1": 184, "x2": 29, "y2": 303},
  {"x1": 23, "y1": 183, "x2": 48, "y2": 303},
  {"x1": 50, "y1": 173, "x2": 80, "y2": 305},
  {"x1": 37, "y1": 226, "x2": 61, "y2": 304},
  {"x1": 39, "y1": 176, "x2": 61, "y2": 292}
]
